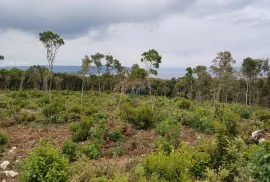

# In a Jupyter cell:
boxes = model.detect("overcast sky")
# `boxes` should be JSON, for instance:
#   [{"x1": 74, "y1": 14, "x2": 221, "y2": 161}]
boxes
[{"x1": 0, "y1": 0, "x2": 270, "y2": 68}]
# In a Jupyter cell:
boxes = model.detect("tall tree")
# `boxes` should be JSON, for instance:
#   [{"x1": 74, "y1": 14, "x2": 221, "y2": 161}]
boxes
[
  {"x1": 210, "y1": 51, "x2": 235, "y2": 112},
  {"x1": 113, "y1": 59, "x2": 123, "y2": 75},
  {"x1": 241, "y1": 57, "x2": 258, "y2": 105},
  {"x1": 79, "y1": 55, "x2": 93, "y2": 111},
  {"x1": 185, "y1": 67, "x2": 194, "y2": 99},
  {"x1": 105, "y1": 54, "x2": 114, "y2": 74},
  {"x1": 141, "y1": 49, "x2": 162, "y2": 109},
  {"x1": 193, "y1": 65, "x2": 211, "y2": 100},
  {"x1": 39, "y1": 30, "x2": 65, "y2": 102},
  {"x1": 91, "y1": 53, "x2": 104, "y2": 91}
]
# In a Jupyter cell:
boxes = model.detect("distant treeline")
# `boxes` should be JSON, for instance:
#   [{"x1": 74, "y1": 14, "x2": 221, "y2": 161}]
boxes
[{"x1": 1, "y1": 51, "x2": 270, "y2": 107}]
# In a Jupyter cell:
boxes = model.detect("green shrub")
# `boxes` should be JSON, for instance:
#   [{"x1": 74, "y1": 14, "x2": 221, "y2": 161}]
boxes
[
  {"x1": 0, "y1": 131, "x2": 9, "y2": 146},
  {"x1": 69, "y1": 117, "x2": 93, "y2": 142},
  {"x1": 156, "y1": 137, "x2": 174, "y2": 155},
  {"x1": 84, "y1": 105, "x2": 99, "y2": 116},
  {"x1": 69, "y1": 116, "x2": 106, "y2": 142},
  {"x1": 62, "y1": 140, "x2": 77, "y2": 161},
  {"x1": 42, "y1": 101, "x2": 65, "y2": 123},
  {"x1": 156, "y1": 117, "x2": 181, "y2": 146},
  {"x1": 20, "y1": 140, "x2": 68, "y2": 182},
  {"x1": 220, "y1": 108, "x2": 240, "y2": 136},
  {"x1": 0, "y1": 101, "x2": 8, "y2": 109},
  {"x1": 82, "y1": 142, "x2": 101, "y2": 159},
  {"x1": 40, "y1": 95, "x2": 50, "y2": 106},
  {"x1": 0, "y1": 131, "x2": 9, "y2": 153},
  {"x1": 108, "y1": 129, "x2": 123, "y2": 142},
  {"x1": 120, "y1": 104, "x2": 156, "y2": 129},
  {"x1": 16, "y1": 112, "x2": 37, "y2": 123},
  {"x1": 256, "y1": 110, "x2": 270, "y2": 122},
  {"x1": 186, "y1": 112, "x2": 215, "y2": 134},
  {"x1": 144, "y1": 143, "x2": 209, "y2": 181},
  {"x1": 177, "y1": 98, "x2": 191, "y2": 110},
  {"x1": 63, "y1": 112, "x2": 81, "y2": 123},
  {"x1": 25, "y1": 101, "x2": 39, "y2": 110},
  {"x1": 103, "y1": 147, "x2": 123, "y2": 157},
  {"x1": 249, "y1": 141, "x2": 270, "y2": 182},
  {"x1": 70, "y1": 105, "x2": 82, "y2": 114}
]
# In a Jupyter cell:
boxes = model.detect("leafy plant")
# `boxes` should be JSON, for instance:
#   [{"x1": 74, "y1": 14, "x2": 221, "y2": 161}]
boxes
[
  {"x1": 120, "y1": 104, "x2": 156, "y2": 129},
  {"x1": 108, "y1": 129, "x2": 123, "y2": 142},
  {"x1": 249, "y1": 141, "x2": 270, "y2": 182},
  {"x1": 177, "y1": 98, "x2": 191, "y2": 110},
  {"x1": 62, "y1": 140, "x2": 77, "y2": 161},
  {"x1": 20, "y1": 140, "x2": 68, "y2": 182},
  {"x1": 69, "y1": 117, "x2": 93, "y2": 142},
  {"x1": 42, "y1": 101, "x2": 65, "y2": 123},
  {"x1": 82, "y1": 142, "x2": 101, "y2": 159}
]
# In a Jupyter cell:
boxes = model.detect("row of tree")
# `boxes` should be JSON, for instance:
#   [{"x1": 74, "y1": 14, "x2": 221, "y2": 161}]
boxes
[
  {"x1": 1, "y1": 31, "x2": 270, "y2": 107},
  {"x1": 1, "y1": 51, "x2": 270, "y2": 107}
]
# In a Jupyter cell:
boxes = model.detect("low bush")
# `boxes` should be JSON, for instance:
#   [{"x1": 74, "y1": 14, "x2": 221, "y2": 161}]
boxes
[
  {"x1": 69, "y1": 117, "x2": 93, "y2": 142},
  {"x1": 69, "y1": 116, "x2": 107, "y2": 142},
  {"x1": 20, "y1": 140, "x2": 68, "y2": 182},
  {"x1": 156, "y1": 117, "x2": 181, "y2": 147},
  {"x1": 16, "y1": 112, "x2": 37, "y2": 123},
  {"x1": 0, "y1": 101, "x2": 8, "y2": 109},
  {"x1": 70, "y1": 104, "x2": 82, "y2": 114},
  {"x1": 103, "y1": 147, "x2": 123, "y2": 157},
  {"x1": 63, "y1": 112, "x2": 81, "y2": 123},
  {"x1": 144, "y1": 143, "x2": 210, "y2": 181},
  {"x1": 62, "y1": 140, "x2": 77, "y2": 161},
  {"x1": 249, "y1": 141, "x2": 270, "y2": 182},
  {"x1": 0, "y1": 131, "x2": 9, "y2": 154},
  {"x1": 177, "y1": 98, "x2": 192, "y2": 110},
  {"x1": 120, "y1": 104, "x2": 156, "y2": 129},
  {"x1": 84, "y1": 105, "x2": 99, "y2": 116},
  {"x1": 82, "y1": 142, "x2": 101, "y2": 159},
  {"x1": 108, "y1": 129, "x2": 123, "y2": 142},
  {"x1": 42, "y1": 101, "x2": 65, "y2": 123},
  {"x1": 255, "y1": 110, "x2": 270, "y2": 122}
]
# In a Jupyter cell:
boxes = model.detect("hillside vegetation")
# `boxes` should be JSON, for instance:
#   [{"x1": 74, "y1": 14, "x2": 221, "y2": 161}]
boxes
[{"x1": 0, "y1": 90, "x2": 269, "y2": 181}]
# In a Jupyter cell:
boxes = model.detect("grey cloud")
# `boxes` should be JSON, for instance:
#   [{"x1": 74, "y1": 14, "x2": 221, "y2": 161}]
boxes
[{"x1": 0, "y1": 0, "x2": 195, "y2": 38}]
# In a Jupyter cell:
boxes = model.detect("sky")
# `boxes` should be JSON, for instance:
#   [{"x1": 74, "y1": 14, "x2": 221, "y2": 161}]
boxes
[{"x1": 0, "y1": 0, "x2": 270, "y2": 68}]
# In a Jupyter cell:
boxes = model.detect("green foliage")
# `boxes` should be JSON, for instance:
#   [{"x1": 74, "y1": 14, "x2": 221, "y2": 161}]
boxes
[
  {"x1": 108, "y1": 128, "x2": 123, "y2": 142},
  {"x1": 42, "y1": 100, "x2": 65, "y2": 123},
  {"x1": 0, "y1": 131, "x2": 9, "y2": 153},
  {"x1": 103, "y1": 147, "x2": 123, "y2": 157},
  {"x1": 0, "y1": 101, "x2": 8, "y2": 108},
  {"x1": 83, "y1": 105, "x2": 99, "y2": 116},
  {"x1": 249, "y1": 141, "x2": 270, "y2": 182},
  {"x1": 16, "y1": 112, "x2": 37, "y2": 123},
  {"x1": 230, "y1": 104, "x2": 251, "y2": 119},
  {"x1": 70, "y1": 104, "x2": 81, "y2": 114},
  {"x1": 220, "y1": 108, "x2": 240, "y2": 136},
  {"x1": 62, "y1": 140, "x2": 77, "y2": 161},
  {"x1": 20, "y1": 140, "x2": 68, "y2": 182},
  {"x1": 120, "y1": 104, "x2": 156, "y2": 129},
  {"x1": 69, "y1": 116, "x2": 106, "y2": 142},
  {"x1": 156, "y1": 117, "x2": 181, "y2": 147},
  {"x1": 144, "y1": 143, "x2": 209, "y2": 181},
  {"x1": 255, "y1": 110, "x2": 270, "y2": 122},
  {"x1": 82, "y1": 142, "x2": 101, "y2": 159},
  {"x1": 177, "y1": 98, "x2": 191, "y2": 110},
  {"x1": 69, "y1": 117, "x2": 93, "y2": 142}
]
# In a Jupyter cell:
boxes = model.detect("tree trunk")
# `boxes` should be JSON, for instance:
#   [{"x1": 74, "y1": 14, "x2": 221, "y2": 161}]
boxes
[
  {"x1": 245, "y1": 79, "x2": 249, "y2": 105},
  {"x1": 81, "y1": 81, "x2": 84, "y2": 112},
  {"x1": 49, "y1": 62, "x2": 53, "y2": 102}
]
